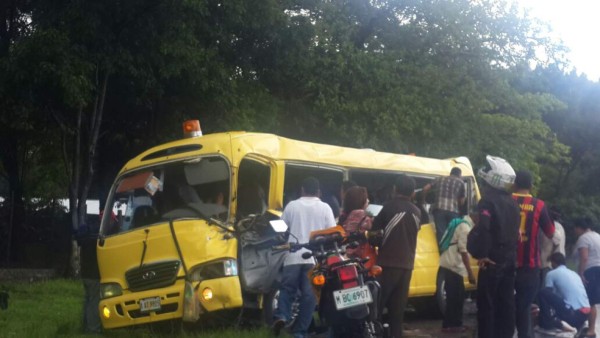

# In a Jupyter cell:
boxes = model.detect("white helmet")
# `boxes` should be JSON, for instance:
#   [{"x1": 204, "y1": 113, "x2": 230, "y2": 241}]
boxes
[{"x1": 477, "y1": 155, "x2": 516, "y2": 191}]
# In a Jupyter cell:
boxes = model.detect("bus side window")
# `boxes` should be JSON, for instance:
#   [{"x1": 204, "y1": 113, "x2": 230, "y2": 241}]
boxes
[
  {"x1": 282, "y1": 164, "x2": 343, "y2": 214},
  {"x1": 237, "y1": 159, "x2": 270, "y2": 219}
]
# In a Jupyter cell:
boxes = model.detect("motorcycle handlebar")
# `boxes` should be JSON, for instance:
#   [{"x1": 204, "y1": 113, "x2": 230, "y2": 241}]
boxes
[
  {"x1": 271, "y1": 242, "x2": 308, "y2": 252},
  {"x1": 271, "y1": 243, "x2": 292, "y2": 252},
  {"x1": 346, "y1": 229, "x2": 383, "y2": 242}
]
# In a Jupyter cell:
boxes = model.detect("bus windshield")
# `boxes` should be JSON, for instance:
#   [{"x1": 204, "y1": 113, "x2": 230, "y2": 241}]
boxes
[{"x1": 100, "y1": 156, "x2": 230, "y2": 236}]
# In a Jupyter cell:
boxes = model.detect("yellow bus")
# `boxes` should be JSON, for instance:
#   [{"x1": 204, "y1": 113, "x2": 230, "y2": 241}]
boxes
[{"x1": 97, "y1": 121, "x2": 480, "y2": 329}]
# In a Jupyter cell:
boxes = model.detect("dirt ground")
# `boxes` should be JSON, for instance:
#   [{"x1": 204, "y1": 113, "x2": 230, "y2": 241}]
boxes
[
  {"x1": 309, "y1": 299, "x2": 478, "y2": 338},
  {"x1": 401, "y1": 299, "x2": 478, "y2": 338},
  {"x1": 310, "y1": 299, "x2": 595, "y2": 338}
]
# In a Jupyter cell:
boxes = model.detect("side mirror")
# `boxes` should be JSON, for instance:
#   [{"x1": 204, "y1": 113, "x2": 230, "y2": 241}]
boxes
[{"x1": 269, "y1": 219, "x2": 288, "y2": 233}]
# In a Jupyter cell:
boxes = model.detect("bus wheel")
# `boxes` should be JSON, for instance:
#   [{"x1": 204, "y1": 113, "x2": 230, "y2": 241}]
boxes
[
  {"x1": 435, "y1": 271, "x2": 447, "y2": 317},
  {"x1": 411, "y1": 272, "x2": 445, "y2": 318}
]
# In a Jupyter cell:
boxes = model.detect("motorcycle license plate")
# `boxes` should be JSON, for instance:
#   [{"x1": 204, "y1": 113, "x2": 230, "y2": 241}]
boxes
[
  {"x1": 333, "y1": 285, "x2": 372, "y2": 310},
  {"x1": 139, "y1": 296, "x2": 161, "y2": 313}
]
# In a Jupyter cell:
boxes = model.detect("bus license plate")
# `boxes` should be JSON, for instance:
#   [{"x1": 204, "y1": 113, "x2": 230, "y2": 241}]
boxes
[
  {"x1": 139, "y1": 296, "x2": 161, "y2": 313},
  {"x1": 333, "y1": 285, "x2": 372, "y2": 310}
]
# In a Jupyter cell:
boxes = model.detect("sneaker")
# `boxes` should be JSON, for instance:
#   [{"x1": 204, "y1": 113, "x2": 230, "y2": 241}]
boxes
[
  {"x1": 272, "y1": 318, "x2": 285, "y2": 336},
  {"x1": 561, "y1": 321, "x2": 577, "y2": 333}
]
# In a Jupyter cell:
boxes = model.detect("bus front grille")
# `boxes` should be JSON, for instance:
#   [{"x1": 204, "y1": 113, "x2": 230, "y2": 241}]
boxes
[{"x1": 125, "y1": 260, "x2": 181, "y2": 292}]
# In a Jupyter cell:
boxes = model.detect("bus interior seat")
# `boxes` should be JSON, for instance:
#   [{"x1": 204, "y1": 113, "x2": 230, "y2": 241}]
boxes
[{"x1": 131, "y1": 205, "x2": 158, "y2": 229}]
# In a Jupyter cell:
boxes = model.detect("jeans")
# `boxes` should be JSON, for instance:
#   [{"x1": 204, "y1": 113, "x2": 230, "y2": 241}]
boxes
[
  {"x1": 538, "y1": 287, "x2": 588, "y2": 330},
  {"x1": 379, "y1": 267, "x2": 412, "y2": 338},
  {"x1": 440, "y1": 267, "x2": 465, "y2": 328},
  {"x1": 515, "y1": 268, "x2": 540, "y2": 338},
  {"x1": 82, "y1": 279, "x2": 102, "y2": 333},
  {"x1": 432, "y1": 209, "x2": 459, "y2": 244},
  {"x1": 274, "y1": 264, "x2": 316, "y2": 338},
  {"x1": 477, "y1": 263, "x2": 516, "y2": 338}
]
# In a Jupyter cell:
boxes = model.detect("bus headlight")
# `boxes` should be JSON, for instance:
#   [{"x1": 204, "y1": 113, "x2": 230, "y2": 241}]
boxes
[
  {"x1": 100, "y1": 283, "x2": 123, "y2": 299},
  {"x1": 189, "y1": 259, "x2": 238, "y2": 282},
  {"x1": 201, "y1": 288, "x2": 213, "y2": 301}
]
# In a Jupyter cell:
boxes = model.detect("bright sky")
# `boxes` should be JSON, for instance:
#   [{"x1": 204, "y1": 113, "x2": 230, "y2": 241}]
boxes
[{"x1": 517, "y1": 0, "x2": 600, "y2": 81}]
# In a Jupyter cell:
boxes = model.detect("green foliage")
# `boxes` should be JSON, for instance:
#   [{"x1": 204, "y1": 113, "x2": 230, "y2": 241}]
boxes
[
  {"x1": 3, "y1": 0, "x2": 600, "y2": 259},
  {"x1": 0, "y1": 279, "x2": 271, "y2": 337}
]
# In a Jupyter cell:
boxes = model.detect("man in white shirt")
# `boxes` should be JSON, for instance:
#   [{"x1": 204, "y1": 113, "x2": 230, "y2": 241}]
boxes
[
  {"x1": 574, "y1": 218, "x2": 600, "y2": 338},
  {"x1": 540, "y1": 207, "x2": 566, "y2": 283},
  {"x1": 272, "y1": 177, "x2": 336, "y2": 338}
]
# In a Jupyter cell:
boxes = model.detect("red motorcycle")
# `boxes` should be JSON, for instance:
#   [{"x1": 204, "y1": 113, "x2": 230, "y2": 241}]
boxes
[{"x1": 273, "y1": 226, "x2": 385, "y2": 338}]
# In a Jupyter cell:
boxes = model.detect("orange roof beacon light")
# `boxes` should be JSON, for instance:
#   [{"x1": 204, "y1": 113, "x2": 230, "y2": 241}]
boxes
[{"x1": 183, "y1": 120, "x2": 202, "y2": 138}]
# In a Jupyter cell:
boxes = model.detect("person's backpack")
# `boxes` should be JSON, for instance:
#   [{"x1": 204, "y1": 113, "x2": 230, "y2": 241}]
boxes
[{"x1": 439, "y1": 218, "x2": 465, "y2": 253}]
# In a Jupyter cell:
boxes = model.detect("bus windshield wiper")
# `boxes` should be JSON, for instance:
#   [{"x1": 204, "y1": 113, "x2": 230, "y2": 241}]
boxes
[
  {"x1": 207, "y1": 217, "x2": 234, "y2": 233},
  {"x1": 185, "y1": 203, "x2": 234, "y2": 232}
]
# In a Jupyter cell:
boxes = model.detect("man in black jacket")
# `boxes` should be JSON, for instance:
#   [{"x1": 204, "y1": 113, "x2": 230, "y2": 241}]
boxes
[
  {"x1": 373, "y1": 174, "x2": 421, "y2": 338},
  {"x1": 468, "y1": 155, "x2": 520, "y2": 338}
]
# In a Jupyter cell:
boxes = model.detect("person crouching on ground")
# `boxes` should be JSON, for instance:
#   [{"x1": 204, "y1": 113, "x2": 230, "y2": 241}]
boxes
[{"x1": 538, "y1": 252, "x2": 590, "y2": 334}]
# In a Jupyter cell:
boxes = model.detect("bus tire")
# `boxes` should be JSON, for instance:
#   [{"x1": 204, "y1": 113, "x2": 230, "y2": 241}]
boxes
[
  {"x1": 411, "y1": 272, "x2": 445, "y2": 319},
  {"x1": 435, "y1": 271, "x2": 447, "y2": 317}
]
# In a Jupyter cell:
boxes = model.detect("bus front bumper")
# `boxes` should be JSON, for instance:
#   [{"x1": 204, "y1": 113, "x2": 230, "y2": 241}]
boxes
[
  {"x1": 99, "y1": 276, "x2": 243, "y2": 329},
  {"x1": 99, "y1": 282, "x2": 184, "y2": 329}
]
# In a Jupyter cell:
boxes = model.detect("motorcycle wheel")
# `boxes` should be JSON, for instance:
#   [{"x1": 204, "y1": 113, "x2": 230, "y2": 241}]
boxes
[
  {"x1": 262, "y1": 289, "x2": 299, "y2": 328},
  {"x1": 361, "y1": 320, "x2": 380, "y2": 338}
]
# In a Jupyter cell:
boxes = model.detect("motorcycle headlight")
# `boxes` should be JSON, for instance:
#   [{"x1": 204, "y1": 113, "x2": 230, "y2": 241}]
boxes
[
  {"x1": 100, "y1": 283, "x2": 123, "y2": 299},
  {"x1": 189, "y1": 259, "x2": 238, "y2": 282}
]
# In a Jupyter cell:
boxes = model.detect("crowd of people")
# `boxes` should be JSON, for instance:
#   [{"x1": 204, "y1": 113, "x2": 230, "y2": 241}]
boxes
[
  {"x1": 79, "y1": 155, "x2": 600, "y2": 338},
  {"x1": 271, "y1": 175, "x2": 422, "y2": 338},
  {"x1": 273, "y1": 155, "x2": 600, "y2": 338}
]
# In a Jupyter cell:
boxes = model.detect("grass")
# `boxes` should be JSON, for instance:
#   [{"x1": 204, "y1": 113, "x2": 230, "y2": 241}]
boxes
[{"x1": 0, "y1": 279, "x2": 272, "y2": 337}]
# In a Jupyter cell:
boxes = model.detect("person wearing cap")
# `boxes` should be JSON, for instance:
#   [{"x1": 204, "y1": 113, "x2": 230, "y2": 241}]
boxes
[
  {"x1": 512, "y1": 170, "x2": 555, "y2": 338},
  {"x1": 574, "y1": 218, "x2": 600, "y2": 338},
  {"x1": 423, "y1": 167, "x2": 466, "y2": 243},
  {"x1": 438, "y1": 210, "x2": 477, "y2": 334},
  {"x1": 467, "y1": 155, "x2": 521, "y2": 338}
]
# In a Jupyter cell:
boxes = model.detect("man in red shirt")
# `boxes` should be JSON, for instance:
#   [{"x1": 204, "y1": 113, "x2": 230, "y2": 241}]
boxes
[{"x1": 512, "y1": 170, "x2": 555, "y2": 338}]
